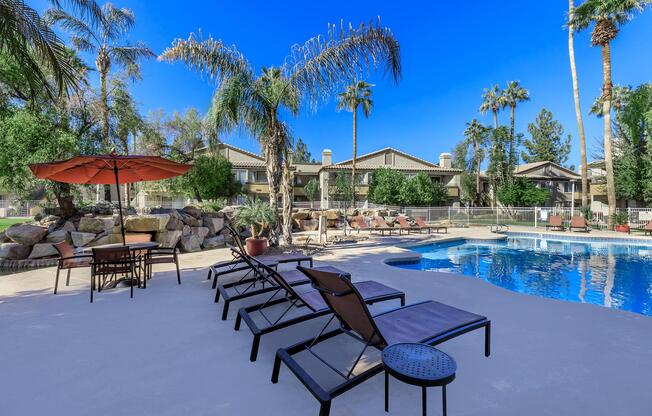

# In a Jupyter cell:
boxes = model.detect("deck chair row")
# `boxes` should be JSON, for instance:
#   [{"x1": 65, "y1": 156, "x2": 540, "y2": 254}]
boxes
[{"x1": 351, "y1": 215, "x2": 448, "y2": 235}]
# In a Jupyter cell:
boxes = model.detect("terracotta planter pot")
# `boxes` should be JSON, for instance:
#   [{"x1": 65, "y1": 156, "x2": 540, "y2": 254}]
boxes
[
  {"x1": 615, "y1": 224, "x2": 630, "y2": 233},
  {"x1": 245, "y1": 237, "x2": 268, "y2": 256}
]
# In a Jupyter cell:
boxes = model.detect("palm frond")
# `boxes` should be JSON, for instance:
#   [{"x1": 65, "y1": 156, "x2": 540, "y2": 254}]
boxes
[
  {"x1": 44, "y1": 8, "x2": 98, "y2": 44},
  {"x1": 108, "y1": 42, "x2": 155, "y2": 66},
  {"x1": 102, "y1": 3, "x2": 136, "y2": 41},
  {"x1": 49, "y1": 0, "x2": 102, "y2": 25},
  {"x1": 70, "y1": 35, "x2": 95, "y2": 52},
  {"x1": 572, "y1": 0, "x2": 651, "y2": 30}
]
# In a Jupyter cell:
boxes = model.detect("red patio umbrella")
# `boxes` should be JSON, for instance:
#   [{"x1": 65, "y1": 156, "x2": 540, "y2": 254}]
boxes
[{"x1": 29, "y1": 153, "x2": 192, "y2": 244}]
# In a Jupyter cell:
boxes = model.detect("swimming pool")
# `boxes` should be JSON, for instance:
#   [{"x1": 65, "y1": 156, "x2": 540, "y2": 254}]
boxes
[{"x1": 391, "y1": 237, "x2": 652, "y2": 316}]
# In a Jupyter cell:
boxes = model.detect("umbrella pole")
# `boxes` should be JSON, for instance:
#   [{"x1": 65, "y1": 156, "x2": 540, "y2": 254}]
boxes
[{"x1": 113, "y1": 161, "x2": 126, "y2": 245}]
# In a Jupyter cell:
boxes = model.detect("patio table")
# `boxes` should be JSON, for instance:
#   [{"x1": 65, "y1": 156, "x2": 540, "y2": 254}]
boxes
[{"x1": 84, "y1": 242, "x2": 160, "y2": 286}]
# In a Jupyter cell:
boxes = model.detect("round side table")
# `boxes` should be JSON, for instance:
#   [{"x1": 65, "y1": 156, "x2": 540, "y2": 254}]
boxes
[{"x1": 382, "y1": 343, "x2": 457, "y2": 416}]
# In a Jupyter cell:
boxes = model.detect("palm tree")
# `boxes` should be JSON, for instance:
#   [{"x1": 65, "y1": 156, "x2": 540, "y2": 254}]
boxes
[
  {"x1": 502, "y1": 81, "x2": 530, "y2": 167},
  {"x1": 479, "y1": 84, "x2": 503, "y2": 128},
  {"x1": 160, "y1": 21, "x2": 401, "y2": 244},
  {"x1": 568, "y1": 0, "x2": 589, "y2": 209},
  {"x1": 0, "y1": 0, "x2": 100, "y2": 100},
  {"x1": 336, "y1": 80, "x2": 374, "y2": 208},
  {"x1": 46, "y1": 2, "x2": 155, "y2": 147},
  {"x1": 572, "y1": 0, "x2": 651, "y2": 227},
  {"x1": 464, "y1": 119, "x2": 490, "y2": 206}
]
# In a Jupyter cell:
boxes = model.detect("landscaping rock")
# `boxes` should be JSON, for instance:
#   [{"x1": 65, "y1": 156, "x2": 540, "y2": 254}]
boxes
[
  {"x1": 6, "y1": 224, "x2": 48, "y2": 246},
  {"x1": 182, "y1": 225, "x2": 191, "y2": 236},
  {"x1": 179, "y1": 212, "x2": 199, "y2": 227},
  {"x1": 310, "y1": 211, "x2": 322, "y2": 220},
  {"x1": 0, "y1": 243, "x2": 30, "y2": 260},
  {"x1": 155, "y1": 230, "x2": 183, "y2": 248},
  {"x1": 182, "y1": 205, "x2": 202, "y2": 219},
  {"x1": 166, "y1": 216, "x2": 184, "y2": 231},
  {"x1": 71, "y1": 231, "x2": 96, "y2": 247},
  {"x1": 325, "y1": 210, "x2": 341, "y2": 221},
  {"x1": 124, "y1": 214, "x2": 170, "y2": 232},
  {"x1": 88, "y1": 235, "x2": 111, "y2": 247},
  {"x1": 203, "y1": 217, "x2": 224, "y2": 235},
  {"x1": 292, "y1": 210, "x2": 311, "y2": 221},
  {"x1": 298, "y1": 219, "x2": 319, "y2": 231},
  {"x1": 0, "y1": 232, "x2": 10, "y2": 243},
  {"x1": 202, "y1": 235, "x2": 225, "y2": 249},
  {"x1": 61, "y1": 221, "x2": 76, "y2": 232},
  {"x1": 78, "y1": 217, "x2": 114, "y2": 234},
  {"x1": 28, "y1": 243, "x2": 58, "y2": 259},
  {"x1": 179, "y1": 235, "x2": 202, "y2": 252},
  {"x1": 218, "y1": 206, "x2": 238, "y2": 220},
  {"x1": 191, "y1": 226, "x2": 209, "y2": 240},
  {"x1": 45, "y1": 229, "x2": 69, "y2": 243}
]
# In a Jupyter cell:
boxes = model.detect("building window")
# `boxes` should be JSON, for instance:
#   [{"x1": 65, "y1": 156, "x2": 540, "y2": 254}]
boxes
[
  {"x1": 384, "y1": 153, "x2": 392, "y2": 165},
  {"x1": 295, "y1": 175, "x2": 318, "y2": 186},
  {"x1": 234, "y1": 170, "x2": 247, "y2": 184},
  {"x1": 563, "y1": 182, "x2": 576, "y2": 193},
  {"x1": 251, "y1": 171, "x2": 267, "y2": 183}
]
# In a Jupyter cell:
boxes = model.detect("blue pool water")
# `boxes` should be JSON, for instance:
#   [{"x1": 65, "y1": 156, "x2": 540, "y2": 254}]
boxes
[{"x1": 392, "y1": 237, "x2": 652, "y2": 316}]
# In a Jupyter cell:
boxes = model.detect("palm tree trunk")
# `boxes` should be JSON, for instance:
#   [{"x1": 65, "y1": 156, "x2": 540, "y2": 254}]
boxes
[
  {"x1": 475, "y1": 142, "x2": 481, "y2": 206},
  {"x1": 601, "y1": 42, "x2": 616, "y2": 228},
  {"x1": 281, "y1": 153, "x2": 293, "y2": 245},
  {"x1": 100, "y1": 69, "x2": 110, "y2": 147},
  {"x1": 265, "y1": 127, "x2": 283, "y2": 245},
  {"x1": 508, "y1": 105, "x2": 515, "y2": 169},
  {"x1": 568, "y1": 0, "x2": 589, "y2": 209},
  {"x1": 492, "y1": 110, "x2": 498, "y2": 129},
  {"x1": 351, "y1": 109, "x2": 357, "y2": 209}
]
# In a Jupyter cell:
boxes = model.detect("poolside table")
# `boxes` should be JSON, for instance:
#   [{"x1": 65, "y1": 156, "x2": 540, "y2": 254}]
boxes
[
  {"x1": 83, "y1": 242, "x2": 160, "y2": 286},
  {"x1": 383, "y1": 343, "x2": 457, "y2": 416}
]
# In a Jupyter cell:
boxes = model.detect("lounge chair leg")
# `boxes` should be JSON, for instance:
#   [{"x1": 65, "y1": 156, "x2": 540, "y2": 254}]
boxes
[
  {"x1": 250, "y1": 334, "x2": 260, "y2": 362},
  {"x1": 54, "y1": 268, "x2": 61, "y2": 294},
  {"x1": 234, "y1": 312, "x2": 242, "y2": 331},
  {"x1": 319, "y1": 400, "x2": 331, "y2": 416},
  {"x1": 384, "y1": 370, "x2": 389, "y2": 412},
  {"x1": 442, "y1": 384, "x2": 447, "y2": 416},
  {"x1": 175, "y1": 260, "x2": 181, "y2": 285},
  {"x1": 399, "y1": 294, "x2": 405, "y2": 306},
  {"x1": 484, "y1": 322, "x2": 491, "y2": 357},
  {"x1": 271, "y1": 353, "x2": 282, "y2": 383},
  {"x1": 206, "y1": 268, "x2": 212, "y2": 280},
  {"x1": 221, "y1": 300, "x2": 230, "y2": 320},
  {"x1": 65, "y1": 268, "x2": 71, "y2": 286},
  {"x1": 422, "y1": 386, "x2": 427, "y2": 416},
  {"x1": 215, "y1": 286, "x2": 221, "y2": 303}
]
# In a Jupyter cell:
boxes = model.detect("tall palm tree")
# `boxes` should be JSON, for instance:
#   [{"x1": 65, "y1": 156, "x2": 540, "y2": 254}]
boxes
[
  {"x1": 160, "y1": 21, "x2": 401, "y2": 245},
  {"x1": 0, "y1": 0, "x2": 99, "y2": 100},
  {"x1": 568, "y1": 0, "x2": 589, "y2": 209},
  {"x1": 479, "y1": 84, "x2": 503, "y2": 128},
  {"x1": 336, "y1": 80, "x2": 374, "y2": 208},
  {"x1": 46, "y1": 2, "x2": 155, "y2": 147},
  {"x1": 464, "y1": 119, "x2": 490, "y2": 206},
  {"x1": 572, "y1": 0, "x2": 651, "y2": 227},
  {"x1": 502, "y1": 81, "x2": 530, "y2": 167}
]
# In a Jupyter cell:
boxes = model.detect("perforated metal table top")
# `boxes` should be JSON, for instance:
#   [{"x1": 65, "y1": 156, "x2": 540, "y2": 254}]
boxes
[{"x1": 382, "y1": 343, "x2": 456, "y2": 387}]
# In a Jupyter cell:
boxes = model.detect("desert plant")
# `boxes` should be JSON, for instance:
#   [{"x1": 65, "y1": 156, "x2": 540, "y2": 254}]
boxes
[
  {"x1": 612, "y1": 211, "x2": 628, "y2": 225},
  {"x1": 234, "y1": 197, "x2": 276, "y2": 239}
]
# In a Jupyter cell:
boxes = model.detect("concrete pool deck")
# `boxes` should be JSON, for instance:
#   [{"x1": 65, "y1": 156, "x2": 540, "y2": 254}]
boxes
[{"x1": 1, "y1": 226, "x2": 652, "y2": 415}]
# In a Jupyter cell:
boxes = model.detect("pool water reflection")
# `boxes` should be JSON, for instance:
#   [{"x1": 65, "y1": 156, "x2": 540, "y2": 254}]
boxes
[{"x1": 392, "y1": 237, "x2": 652, "y2": 316}]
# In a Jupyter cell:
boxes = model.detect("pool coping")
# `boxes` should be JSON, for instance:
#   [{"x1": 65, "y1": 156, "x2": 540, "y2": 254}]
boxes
[
  {"x1": 384, "y1": 234, "x2": 508, "y2": 265},
  {"x1": 506, "y1": 230, "x2": 652, "y2": 245}
]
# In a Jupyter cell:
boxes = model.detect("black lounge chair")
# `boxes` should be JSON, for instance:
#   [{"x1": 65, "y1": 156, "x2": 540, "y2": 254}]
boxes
[
  {"x1": 216, "y1": 245, "x2": 314, "y2": 320},
  {"x1": 272, "y1": 267, "x2": 491, "y2": 416},
  {"x1": 235, "y1": 257, "x2": 405, "y2": 362}
]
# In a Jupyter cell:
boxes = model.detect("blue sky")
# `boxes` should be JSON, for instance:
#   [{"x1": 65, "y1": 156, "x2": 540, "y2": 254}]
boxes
[{"x1": 32, "y1": 0, "x2": 652, "y2": 167}]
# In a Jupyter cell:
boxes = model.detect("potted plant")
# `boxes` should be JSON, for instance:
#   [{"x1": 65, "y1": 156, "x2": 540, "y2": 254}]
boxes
[
  {"x1": 613, "y1": 212, "x2": 630, "y2": 233},
  {"x1": 234, "y1": 197, "x2": 277, "y2": 256}
]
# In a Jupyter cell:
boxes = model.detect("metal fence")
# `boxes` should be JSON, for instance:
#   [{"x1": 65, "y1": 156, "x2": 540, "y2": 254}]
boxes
[{"x1": 0, "y1": 200, "x2": 43, "y2": 218}]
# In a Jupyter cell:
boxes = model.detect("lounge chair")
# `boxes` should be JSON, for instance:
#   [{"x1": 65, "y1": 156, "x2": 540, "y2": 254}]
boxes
[
  {"x1": 216, "y1": 245, "x2": 313, "y2": 320},
  {"x1": 644, "y1": 221, "x2": 652, "y2": 236},
  {"x1": 207, "y1": 224, "x2": 313, "y2": 290},
  {"x1": 272, "y1": 267, "x2": 491, "y2": 416},
  {"x1": 371, "y1": 216, "x2": 397, "y2": 236},
  {"x1": 569, "y1": 215, "x2": 591, "y2": 232},
  {"x1": 415, "y1": 217, "x2": 448, "y2": 234},
  {"x1": 350, "y1": 216, "x2": 370, "y2": 233},
  {"x1": 396, "y1": 216, "x2": 419, "y2": 234},
  {"x1": 235, "y1": 256, "x2": 405, "y2": 362},
  {"x1": 545, "y1": 215, "x2": 565, "y2": 231}
]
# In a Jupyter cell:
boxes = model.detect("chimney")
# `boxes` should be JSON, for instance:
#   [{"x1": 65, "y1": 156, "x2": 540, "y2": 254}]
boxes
[
  {"x1": 322, "y1": 149, "x2": 332, "y2": 166},
  {"x1": 439, "y1": 152, "x2": 452, "y2": 169}
]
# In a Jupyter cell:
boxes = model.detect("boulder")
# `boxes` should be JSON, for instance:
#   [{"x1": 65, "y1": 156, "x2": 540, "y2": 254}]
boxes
[
  {"x1": 155, "y1": 230, "x2": 183, "y2": 248},
  {"x1": 0, "y1": 243, "x2": 30, "y2": 260},
  {"x1": 325, "y1": 210, "x2": 341, "y2": 221},
  {"x1": 202, "y1": 235, "x2": 225, "y2": 249},
  {"x1": 179, "y1": 235, "x2": 202, "y2": 252},
  {"x1": 310, "y1": 211, "x2": 322, "y2": 220},
  {"x1": 45, "y1": 229, "x2": 69, "y2": 243},
  {"x1": 0, "y1": 232, "x2": 10, "y2": 243},
  {"x1": 109, "y1": 233, "x2": 123, "y2": 244},
  {"x1": 182, "y1": 205, "x2": 202, "y2": 219},
  {"x1": 218, "y1": 206, "x2": 238, "y2": 220},
  {"x1": 88, "y1": 235, "x2": 111, "y2": 247},
  {"x1": 71, "y1": 231, "x2": 96, "y2": 247},
  {"x1": 28, "y1": 243, "x2": 58, "y2": 259},
  {"x1": 191, "y1": 226, "x2": 209, "y2": 240},
  {"x1": 298, "y1": 219, "x2": 319, "y2": 231},
  {"x1": 124, "y1": 214, "x2": 170, "y2": 232},
  {"x1": 203, "y1": 217, "x2": 224, "y2": 235},
  {"x1": 6, "y1": 224, "x2": 48, "y2": 245},
  {"x1": 179, "y1": 212, "x2": 199, "y2": 227},
  {"x1": 166, "y1": 216, "x2": 184, "y2": 231},
  {"x1": 61, "y1": 221, "x2": 76, "y2": 232},
  {"x1": 182, "y1": 225, "x2": 191, "y2": 236},
  {"x1": 292, "y1": 210, "x2": 311, "y2": 221},
  {"x1": 78, "y1": 217, "x2": 114, "y2": 234}
]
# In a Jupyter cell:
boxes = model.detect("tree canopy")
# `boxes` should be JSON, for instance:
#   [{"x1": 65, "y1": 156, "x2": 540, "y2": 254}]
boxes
[
  {"x1": 496, "y1": 177, "x2": 550, "y2": 207},
  {"x1": 368, "y1": 168, "x2": 448, "y2": 206},
  {"x1": 521, "y1": 108, "x2": 571, "y2": 166}
]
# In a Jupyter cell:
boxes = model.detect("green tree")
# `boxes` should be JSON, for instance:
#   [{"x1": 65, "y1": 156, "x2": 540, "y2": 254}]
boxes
[
  {"x1": 337, "y1": 80, "x2": 374, "y2": 207},
  {"x1": 486, "y1": 126, "x2": 511, "y2": 193},
  {"x1": 165, "y1": 108, "x2": 209, "y2": 162},
  {"x1": 399, "y1": 173, "x2": 434, "y2": 206},
  {"x1": 479, "y1": 84, "x2": 504, "y2": 129},
  {"x1": 572, "y1": 0, "x2": 652, "y2": 227},
  {"x1": 293, "y1": 138, "x2": 313, "y2": 163},
  {"x1": 521, "y1": 108, "x2": 571, "y2": 166},
  {"x1": 160, "y1": 21, "x2": 401, "y2": 245},
  {"x1": 451, "y1": 139, "x2": 469, "y2": 170},
  {"x1": 302, "y1": 178, "x2": 319, "y2": 208},
  {"x1": 368, "y1": 167, "x2": 404, "y2": 206},
  {"x1": 47, "y1": 2, "x2": 155, "y2": 146},
  {"x1": 174, "y1": 154, "x2": 241, "y2": 203},
  {"x1": 329, "y1": 172, "x2": 354, "y2": 212},
  {"x1": 463, "y1": 119, "x2": 490, "y2": 205},
  {"x1": 459, "y1": 172, "x2": 479, "y2": 206},
  {"x1": 431, "y1": 181, "x2": 449, "y2": 206},
  {"x1": 501, "y1": 81, "x2": 530, "y2": 166},
  {"x1": 496, "y1": 177, "x2": 550, "y2": 207}
]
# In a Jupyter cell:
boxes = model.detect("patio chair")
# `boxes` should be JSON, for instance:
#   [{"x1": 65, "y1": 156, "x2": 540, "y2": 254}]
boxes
[
  {"x1": 90, "y1": 246, "x2": 137, "y2": 303},
  {"x1": 644, "y1": 221, "x2": 652, "y2": 236},
  {"x1": 144, "y1": 247, "x2": 181, "y2": 287},
  {"x1": 569, "y1": 215, "x2": 591, "y2": 232},
  {"x1": 371, "y1": 216, "x2": 397, "y2": 236},
  {"x1": 235, "y1": 256, "x2": 405, "y2": 361},
  {"x1": 272, "y1": 266, "x2": 491, "y2": 416},
  {"x1": 52, "y1": 240, "x2": 92, "y2": 294},
  {"x1": 545, "y1": 215, "x2": 565, "y2": 231},
  {"x1": 206, "y1": 224, "x2": 313, "y2": 288},
  {"x1": 396, "y1": 216, "x2": 419, "y2": 234},
  {"x1": 415, "y1": 217, "x2": 447, "y2": 234},
  {"x1": 350, "y1": 216, "x2": 370, "y2": 233},
  {"x1": 216, "y1": 245, "x2": 313, "y2": 320}
]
